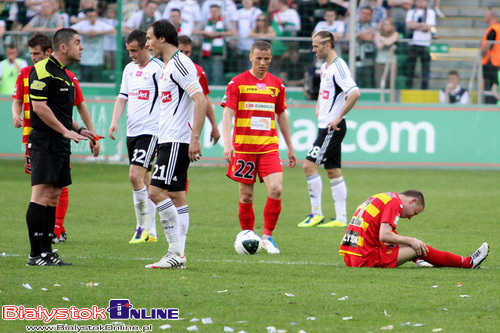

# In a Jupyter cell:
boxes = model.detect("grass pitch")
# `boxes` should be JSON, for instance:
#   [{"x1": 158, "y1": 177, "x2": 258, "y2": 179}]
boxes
[{"x1": 1, "y1": 160, "x2": 498, "y2": 332}]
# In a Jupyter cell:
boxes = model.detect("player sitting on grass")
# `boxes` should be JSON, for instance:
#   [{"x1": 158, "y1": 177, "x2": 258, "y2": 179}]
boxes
[{"x1": 339, "y1": 190, "x2": 489, "y2": 268}]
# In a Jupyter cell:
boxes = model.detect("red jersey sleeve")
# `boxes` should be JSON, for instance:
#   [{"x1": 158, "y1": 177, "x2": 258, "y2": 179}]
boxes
[
  {"x1": 66, "y1": 70, "x2": 84, "y2": 106},
  {"x1": 195, "y1": 64, "x2": 210, "y2": 95},
  {"x1": 220, "y1": 78, "x2": 239, "y2": 110},
  {"x1": 275, "y1": 81, "x2": 287, "y2": 114},
  {"x1": 12, "y1": 67, "x2": 28, "y2": 99},
  {"x1": 379, "y1": 197, "x2": 402, "y2": 230}
]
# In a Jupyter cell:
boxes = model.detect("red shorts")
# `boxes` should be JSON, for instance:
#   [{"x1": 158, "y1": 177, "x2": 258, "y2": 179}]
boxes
[
  {"x1": 226, "y1": 151, "x2": 283, "y2": 184},
  {"x1": 343, "y1": 245, "x2": 399, "y2": 268}
]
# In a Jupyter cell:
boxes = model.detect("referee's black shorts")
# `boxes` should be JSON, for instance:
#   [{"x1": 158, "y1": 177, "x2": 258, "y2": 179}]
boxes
[{"x1": 28, "y1": 130, "x2": 72, "y2": 188}]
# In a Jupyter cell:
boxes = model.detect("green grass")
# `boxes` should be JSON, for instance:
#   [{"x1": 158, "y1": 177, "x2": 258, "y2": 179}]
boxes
[{"x1": 1, "y1": 160, "x2": 498, "y2": 332}]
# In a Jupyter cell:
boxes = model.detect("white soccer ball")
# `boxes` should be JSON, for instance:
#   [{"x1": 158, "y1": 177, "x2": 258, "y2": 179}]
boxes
[{"x1": 234, "y1": 230, "x2": 262, "y2": 255}]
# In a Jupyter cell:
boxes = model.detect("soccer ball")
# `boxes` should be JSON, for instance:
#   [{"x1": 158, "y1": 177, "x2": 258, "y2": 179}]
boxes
[{"x1": 234, "y1": 230, "x2": 262, "y2": 255}]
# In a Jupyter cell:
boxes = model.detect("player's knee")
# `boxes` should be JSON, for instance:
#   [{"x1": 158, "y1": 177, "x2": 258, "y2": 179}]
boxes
[
  {"x1": 303, "y1": 160, "x2": 316, "y2": 175},
  {"x1": 268, "y1": 185, "x2": 282, "y2": 199}
]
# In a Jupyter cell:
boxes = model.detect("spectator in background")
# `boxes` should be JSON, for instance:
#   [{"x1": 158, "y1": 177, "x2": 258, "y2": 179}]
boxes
[
  {"x1": 23, "y1": 0, "x2": 63, "y2": 33},
  {"x1": 387, "y1": 0, "x2": 413, "y2": 35},
  {"x1": 162, "y1": 0, "x2": 201, "y2": 37},
  {"x1": 195, "y1": 4, "x2": 236, "y2": 85},
  {"x1": 0, "y1": 20, "x2": 5, "y2": 61},
  {"x1": 313, "y1": 8, "x2": 345, "y2": 41},
  {"x1": 168, "y1": 8, "x2": 184, "y2": 34},
  {"x1": 53, "y1": 0, "x2": 70, "y2": 28},
  {"x1": 270, "y1": 0, "x2": 301, "y2": 72},
  {"x1": 490, "y1": 71, "x2": 500, "y2": 105},
  {"x1": 481, "y1": 8, "x2": 500, "y2": 104},
  {"x1": 279, "y1": 42, "x2": 308, "y2": 87},
  {"x1": 102, "y1": 3, "x2": 118, "y2": 71},
  {"x1": 358, "y1": 0, "x2": 387, "y2": 25},
  {"x1": 433, "y1": 0, "x2": 445, "y2": 18},
  {"x1": 405, "y1": 0, "x2": 435, "y2": 89},
  {"x1": 201, "y1": 0, "x2": 238, "y2": 24},
  {"x1": 0, "y1": 44, "x2": 28, "y2": 95},
  {"x1": 248, "y1": 14, "x2": 276, "y2": 39},
  {"x1": 236, "y1": 0, "x2": 263, "y2": 54},
  {"x1": 374, "y1": 18, "x2": 398, "y2": 87},
  {"x1": 0, "y1": 1, "x2": 18, "y2": 31},
  {"x1": 346, "y1": 6, "x2": 376, "y2": 88},
  {"x1": 71, "y1": 7, "x2": 115, "y2": 82},
  {"x1": 124, "y1": 0, "x2": 162, "y2": 34},
  {"x1": 440, "y1": 70, "x2": 469, "y2": 104},
  {"x1": 25, "y1": 0, "x2": 44, "y2": 24},
  {"x1": 70, "y1": 0, "x2": 95, "y2": 25}
]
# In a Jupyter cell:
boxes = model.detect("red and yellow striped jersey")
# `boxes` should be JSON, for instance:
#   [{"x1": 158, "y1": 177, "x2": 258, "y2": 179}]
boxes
[
  {"x1": 221, "y1": 70, "x2": 286, "y2": 154},
  {"x1": 339, "y1": 192, "x2": 402, "y2": 257}
]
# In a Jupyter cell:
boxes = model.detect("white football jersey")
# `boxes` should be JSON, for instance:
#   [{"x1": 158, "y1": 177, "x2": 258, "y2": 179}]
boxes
[
  {"x1": 157, "y1": 51, "x2": 203, "y2": 144},
  {"x1": 317, "y1": 57, "x2": 359, "y2": 129},
  {"x1": 119, "y1": 57, "x2": 164, "y2": 137}
]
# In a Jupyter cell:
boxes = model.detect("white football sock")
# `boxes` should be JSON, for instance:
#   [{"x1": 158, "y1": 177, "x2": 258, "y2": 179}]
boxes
[
  {"x1": 330, "y1": 176, "x2": 347, "y2": 223},
  {"x1": 148, "y1": 198, "x2": 157, "y2": 238},
  {"x1": 133, "y1": 187, "x2": 149, "y2": 229},
  {"x1": 157, "y1": 198, "x2": 181, "y2": 256},
  {"x1": 307, "y1": 174, "x2": 323, "y2": 215},
  {"x1": 177, "y1": 205, "x2": 189, "y2": 257}
]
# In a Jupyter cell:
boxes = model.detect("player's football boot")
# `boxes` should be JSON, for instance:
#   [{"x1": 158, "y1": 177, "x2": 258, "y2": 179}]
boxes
[
  {"x1": 129, "y1": 227, "x2": 149, "y2": 244},
  {"x1": 297, "y1": 214, "x2": 324, "y2": 227},
  {"x1": 147, "y1": 234, "x2": 158, "y2": 243},
  {"x1": 145, "y1": 253, "x2": 186, "y2": 269},
  {"x1": 318, "y1": 218, "x2": 347, "y2": 227},
  {"x1": 470, "y1": 242, "x2": 489, "y2": 269},
  {"x1": 26, "y1": 253, "x2": 59, "y2": 266},
  {"x1": 47, "y1": 249, "x2": 73, "y2": 266},
  {"x1": 262, "y1": 236, "x2": 280, "y2": 254},
  {"x1": 415, "y1": 259, "x2": 434, "y2": 268}
]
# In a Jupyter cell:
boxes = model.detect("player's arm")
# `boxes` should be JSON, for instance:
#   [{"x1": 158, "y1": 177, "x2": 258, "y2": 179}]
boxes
[
  {"x1": 109, "y1": 98, "x2": 127, "y2": 140},
  {"x1": 379, "y1": 222, "x2": 428, "y2": 256},
  {"x1": 12, "y1": 98, "x2": 23, "y2": 128},
  {"x1": 32, "y1": 100, "x2": 87, "y2": 143},
  {"x1": 76, "y1": 101, "x2": 100, "y2": 157},
  {"x1": 328, "y1": 88, "x2": 361, "y2": 132},
  {"x1": 189, "y1": 91, "x2": 208, "y2": 162},
  {"x1": 222, "y1": 106, "x2": 235, "y2": 163},
  {"x1": 276, "y1": 111, "x2": 296, "y2": 168},
  {"x1": 205, "y1": 95, "x2": 220, "y2": 144}
]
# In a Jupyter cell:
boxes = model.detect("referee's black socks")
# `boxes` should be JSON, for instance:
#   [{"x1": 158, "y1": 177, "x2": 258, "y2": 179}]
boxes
[{"x1": 26, "y1": 202, "x2": 46, "y2": 257}]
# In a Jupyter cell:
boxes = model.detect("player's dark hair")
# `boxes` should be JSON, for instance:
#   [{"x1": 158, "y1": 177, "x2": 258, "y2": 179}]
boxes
[
  {"x1": 150, "y1": 19, "x2": 178, "y2": 47},
  {"x1": 126, "y1": 29, "x2": 147, "y2": 49},
  {"x1": 178, "y1": 35, "x2": 192, "y2": 46},
  {"x1": 28, "y1": 33, "x2": 53, "y2": 52},
  {"x1": 400, "y1": 190, "x2": 425, "y2": 208},
  {"x1": 313, "y1": 30, "x2": 335, "y2": 49},
  {"x1": 251, "y1": 40, "x2": 272, "y2": 53},
  {"x1": 53, "y1": 28, "x2": 79, "y2": 50}
]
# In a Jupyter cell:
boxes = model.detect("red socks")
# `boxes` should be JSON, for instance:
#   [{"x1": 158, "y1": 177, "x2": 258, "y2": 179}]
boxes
[
  {"x1": 423, "y1": 245, "x2": 472, "y2": 268},
  {"x1": 263, "y1": 197, "x2": 281, "y2": 236},
  {"x1": 54, "y1": 187, "x2": 69, "y2": 237},
  {"x1": 238, "y1": 202, "x2": 255, "y2": 231}
]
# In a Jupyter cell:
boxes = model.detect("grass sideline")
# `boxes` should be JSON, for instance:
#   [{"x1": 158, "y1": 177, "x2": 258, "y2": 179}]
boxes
[{"x1": 1, "y1": 159, "x2": 498, "y2": 332}]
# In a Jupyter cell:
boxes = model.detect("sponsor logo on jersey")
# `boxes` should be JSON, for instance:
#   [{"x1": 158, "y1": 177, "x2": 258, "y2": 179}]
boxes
[
  {"x1": 60, "y1": 88, "x2": 69, "y2": 92},
  {"x1": 322, "y1": 90, "x2": 330, "y2": 99},
  {"x1": 241, "y1": 102, "x2": 275, "y2": 111},
  {"x1": 256, "y1": 83, "x2": 266, "y2": 90},
  {"x1": 137, "y1": 90, "x2": 149, "y2": 100},
  {"x1": 136, "y1": 71, "x2": 143, "y2": 76},
  {"x1": 161, "y1": 91, "x2": 172, "y2": 103}
]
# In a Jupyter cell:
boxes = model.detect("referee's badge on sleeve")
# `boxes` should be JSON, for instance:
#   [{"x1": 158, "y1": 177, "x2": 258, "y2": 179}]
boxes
[{"x1": 30, "y1": 80, "x2": 46, "y2": 91}]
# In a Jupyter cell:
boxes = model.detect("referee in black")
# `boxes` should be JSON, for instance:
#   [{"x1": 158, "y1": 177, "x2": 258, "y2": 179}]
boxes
[{"x1": 26, "y1": 28, "x2": 99, "y2": 266}]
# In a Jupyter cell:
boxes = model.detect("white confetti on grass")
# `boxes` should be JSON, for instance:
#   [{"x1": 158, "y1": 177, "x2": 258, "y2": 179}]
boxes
[
  {"x1": 285, "y1": 293, "x2": 295, "y2": 297},
  {"x1": 459, "y1": 295, "x2": 471, "y2": 298},
  {"x1": 224, "y1": 327, "x2": 234, "y2": 332},
  {"x1": 189, "y1": 318, "x2": 199, "y2": 322},
  {"x1": 201, "y1": 318, "x2": 213, "y2": 324},
  {"x1": 41, "y1": 288, "x2": 49, "y2": 292},
  {"x1": 186, "y1": 325, "x2": 199, "y2": 331},
  {"x1": 306, "y1": 317, "x2": 316, "y2": 321},
  {"x1": 338, "y1": 296, "x2": 349, "y2": 301},
  {"x1": 159, "y1": 324, "x2": 171, "y2": 330},
  {"x1": 22, "y1": 283, "x2": 32, "y2": 290},
  {"x1": 342, "y1": 316, "x2": 353, "y2": 320},
  {"x1": 62, "y1": 297, "x2": 70, "y2": 301},
  {"x1": 380, "y1": 325, "x2": 394, "y2": 330},
  {"x1": 384, "y1": 309, "x2": 391, "y2": 317},
  {"x1": 217, "y1": 289, "x2": 228, "y2": 293},
  {"x1": 54, "y1": 284, "x2": 61, "y2": 287}
]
